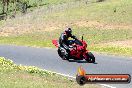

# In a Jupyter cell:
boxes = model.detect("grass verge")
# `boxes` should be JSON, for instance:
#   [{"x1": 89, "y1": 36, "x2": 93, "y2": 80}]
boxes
[
  {"x1": 0, "y1": 57, "x2": 100, "y2": 88},
  {"x1": 0, "y1": 26, "x2": 132, "y2": 56},
  {"x1": 89, "y1": 45, "x2": 132, "y2": 57}
]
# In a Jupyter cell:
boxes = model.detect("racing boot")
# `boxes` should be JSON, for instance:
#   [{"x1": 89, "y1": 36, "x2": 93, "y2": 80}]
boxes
[{"x1": 65, "y1": 49, "x2": 70, "y2": 60}]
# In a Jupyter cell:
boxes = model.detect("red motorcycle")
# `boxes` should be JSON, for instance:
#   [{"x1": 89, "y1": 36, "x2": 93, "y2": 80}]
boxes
[{"x1": 52, "y1": 36, "x2": 95, "y2": 63}]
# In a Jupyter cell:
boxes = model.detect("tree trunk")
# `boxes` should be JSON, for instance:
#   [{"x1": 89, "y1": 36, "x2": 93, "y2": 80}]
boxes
[
  {"x1": 2, "y1": 0, "x2": 5, "y2": 13},
  {"x1": 7, "y1": 0, "x2": 9, "y2": 12},
  {"x1": 13, "y1": 0, "x2": 16, "y2": 17}
]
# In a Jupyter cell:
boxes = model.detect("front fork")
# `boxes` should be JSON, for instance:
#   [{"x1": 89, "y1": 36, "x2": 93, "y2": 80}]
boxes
[{"x1": 83, "y1": 50, "x2": 89, "y2": 60}]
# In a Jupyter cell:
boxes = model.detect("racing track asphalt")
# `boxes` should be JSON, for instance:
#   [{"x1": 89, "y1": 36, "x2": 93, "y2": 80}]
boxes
[{"x1": 0, "y1": 45, "x2": 132, "y2": 88}]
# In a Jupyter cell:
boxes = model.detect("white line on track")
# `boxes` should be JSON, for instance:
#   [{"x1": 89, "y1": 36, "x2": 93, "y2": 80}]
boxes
[
  {"x1": 43, "y1": 69, "x2": 116, "y2": 88},
  {"x1": 100, "y1": 84, "x2": 116, "y2": 88}
]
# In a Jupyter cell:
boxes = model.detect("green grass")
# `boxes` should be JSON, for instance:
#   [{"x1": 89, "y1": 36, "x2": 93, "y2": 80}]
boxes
[
  {"x1": 89, "y1": 45, "x2": 132, "y2": 56},
  {"x1": 43, "y1": 0, "x2": 132, "y2": 24},
  {"x1": 26, "y1": 0, "x2": 77, "y2": 6},
  {"x1": 0, "y1": 27, "x2": 132, "y2": 46},
  {"x1": 0, "y1": 35, "x2": 53, "y2": 47},
  {"x1": 0, "y1": 57, "x2": 100, "y2": 88},
  {"x1": 0, "y1": 0, "x2": 132, "y2": 24},
  {"x1": 0, "y1": 0, "x2": 77, "y2": 14},
  {"x1": 73, "y1": 27, "x2": 132, "y2": 44},
  {"x1": 0, "y1": 27, "x2": 131, "y2": 56}
]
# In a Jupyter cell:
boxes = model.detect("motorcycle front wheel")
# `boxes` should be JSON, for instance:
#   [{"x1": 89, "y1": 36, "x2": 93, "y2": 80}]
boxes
[{"x1": 85, "y1": 52, "x2": 95, "y2": 63}]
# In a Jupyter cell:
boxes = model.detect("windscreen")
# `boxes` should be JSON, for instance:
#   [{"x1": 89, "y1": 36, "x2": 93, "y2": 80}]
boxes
[{"x1": 74, "y1": 39, "x2": 83, "y2": 46}]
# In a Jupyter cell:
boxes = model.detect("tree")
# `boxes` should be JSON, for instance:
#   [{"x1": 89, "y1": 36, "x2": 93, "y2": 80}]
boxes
[{"x1": 2, "y1": 0, "x2": 10, "y2": 14}]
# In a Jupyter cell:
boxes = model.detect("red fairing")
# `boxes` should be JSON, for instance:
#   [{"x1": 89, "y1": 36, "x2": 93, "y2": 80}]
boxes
[
  {"x1": 52, "y1": 40, "x2": 59, "y2": 47},
  {"x1": 69, "y1": 40, "x2": 89, "y2": 59}
]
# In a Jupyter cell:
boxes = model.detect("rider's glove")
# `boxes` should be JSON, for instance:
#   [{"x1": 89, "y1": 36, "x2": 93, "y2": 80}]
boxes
[{"x1": 72, "y1": 35, "x2": 77, "y2": 39}]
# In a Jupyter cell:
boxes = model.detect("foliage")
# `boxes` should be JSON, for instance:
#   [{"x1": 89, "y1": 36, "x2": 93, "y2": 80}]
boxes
[
  {"x1": 97, "y1": 0, "x2": 105, "y2": 2},
  {"x1": 0, "y1": 57, "x2": 100, "y2": 88},
  {"x1": 0, "y1": 57, "x2": 51, "y2": 75}
]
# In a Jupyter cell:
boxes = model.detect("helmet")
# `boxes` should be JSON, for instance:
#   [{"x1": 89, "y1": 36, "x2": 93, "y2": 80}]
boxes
[{"x1": 65, "y1": 28, "x2": 72, "y2": 36}]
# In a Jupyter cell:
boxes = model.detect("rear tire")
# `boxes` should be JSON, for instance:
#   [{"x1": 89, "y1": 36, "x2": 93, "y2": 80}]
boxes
[
  {"x1": 57, "y1": 48, "x2": 69, "y2": 60},
  {"x1": 86, "y1": 52, "x2": 95, "y2": 63},
  {"x1": 58, "y1": 48, "x2": 63, "y2": 58}
]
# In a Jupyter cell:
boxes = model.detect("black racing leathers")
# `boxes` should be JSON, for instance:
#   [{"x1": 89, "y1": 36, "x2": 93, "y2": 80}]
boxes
[{"x1": 59, "y1": 33, "x2": 76, "y2": 53}]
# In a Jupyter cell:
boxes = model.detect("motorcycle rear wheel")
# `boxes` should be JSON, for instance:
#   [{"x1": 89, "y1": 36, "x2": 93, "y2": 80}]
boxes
[
  {"x1": 57, "y1": 48, "x2": 69, "y2": 60},
  {"x1": 58, "y1": 48, "x2": 63, "y2": 58}
]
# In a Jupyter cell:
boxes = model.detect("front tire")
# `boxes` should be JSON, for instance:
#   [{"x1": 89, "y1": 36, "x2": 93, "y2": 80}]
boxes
[{"x1": 85, "y1": 52, "x2": 95, "y2": 63}]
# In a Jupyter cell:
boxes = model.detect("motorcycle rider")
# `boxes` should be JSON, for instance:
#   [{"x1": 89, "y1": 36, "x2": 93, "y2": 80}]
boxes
[{"x1": 59, "y1": 28, "x2": 77, "y2": 60}]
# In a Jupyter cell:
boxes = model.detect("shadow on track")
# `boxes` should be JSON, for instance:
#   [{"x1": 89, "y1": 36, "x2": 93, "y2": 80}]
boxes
[{"x1": 68, "y1": 60, "x2": 98, "y2": 64}]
